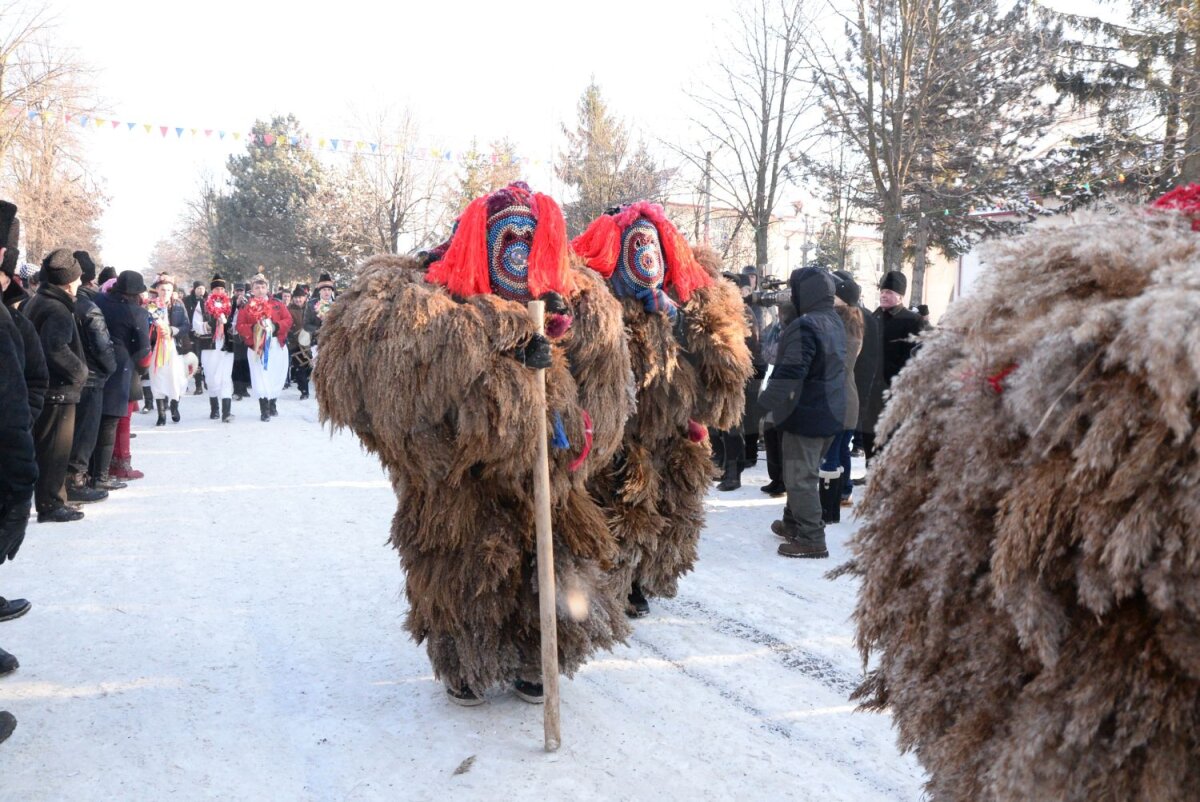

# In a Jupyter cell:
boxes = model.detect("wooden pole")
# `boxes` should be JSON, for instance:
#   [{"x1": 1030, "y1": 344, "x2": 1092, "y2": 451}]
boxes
[{"x1": 527, "y1": 299, "x2": 561, "y2": 752}]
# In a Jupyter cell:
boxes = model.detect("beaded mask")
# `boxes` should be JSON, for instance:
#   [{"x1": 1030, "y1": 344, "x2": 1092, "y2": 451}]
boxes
[
  {"x1": 486, "y1": 202, "x2": 537, "y2": 302},
  {"x1": 613, "y1": 218, "x2": 666, "y2": 299}
]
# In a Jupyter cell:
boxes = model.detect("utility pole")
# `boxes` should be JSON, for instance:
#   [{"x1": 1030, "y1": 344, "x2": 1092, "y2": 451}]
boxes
[
  {"x1": 800, "y1": 215, "x2": 812, "y2": 267},
  {"x1": 703, "y1": 150, "x2": 712, "y2": 246}
]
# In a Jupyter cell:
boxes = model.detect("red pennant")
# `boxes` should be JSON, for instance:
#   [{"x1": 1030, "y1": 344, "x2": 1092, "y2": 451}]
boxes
[
  {"x1": 159, "y1": 126, "x2": 169, "y2": 137},
  {"x1": 111, "y1": 120, "x2": 120, "y2": 128},
  {"x1": 204, "y1": 129, "x2": 212, "y2": 137},
  {"x1": 263, "y1": 134, "x2": 276, "y2": 146}
]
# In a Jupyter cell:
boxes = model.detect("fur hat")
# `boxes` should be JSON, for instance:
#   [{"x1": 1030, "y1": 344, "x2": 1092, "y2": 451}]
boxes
[
  {"x1": 0, "y1": 201, "x2": 19, "y2": 279},
  {"x1": 98, "y1": 266, "x2": 117, "y2": 284},
  {"x1": 41, "y1": 248, "x2": 82, "y2": 285},
  {"x1": 152, "y1": 272, "x2": 174, "y2": 289},
  {"x1": 209, "y1": 273, "x2": 226, "y2": 290},
  {"x1": 292, "y1": 284, "x2": 309, "y2": 297},
  {"x1": 426, "y1": 182, "x2": 574, "y2": 301},
  {"x1": 879, "y1": 270, "x2": 908, "y2": 295},
  {"x1": 113, "y1": 270, "x2": 146, "y2": 295},
  {"x1": 314, "y1": 273, "x2": 334, "y2": 291},
  {"x1": 73, "y1": 251, "x2": 97, "y2": 283},
  {"x1": 832, "y1": 270, "x2": 862, "y2": 306},
  {"x1": 250, "y1": 273, "x2": 268, "y2": 286}
]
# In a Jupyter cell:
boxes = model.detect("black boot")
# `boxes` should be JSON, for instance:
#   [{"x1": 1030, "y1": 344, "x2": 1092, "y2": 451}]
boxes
[
  {"x1": 209, "y1": 397, "x2": 220, "y2": 420},
  {"x1": 155, "y1": 399, "x2": 166, "y2": 426},
  {"x1": 169, "y1": 399, "x2": 180, "y2": 423},
  {"x1": 0, "y1": 710, "x2": 14, "y2": 744},
  {"x1": 0, "y1": 647, "x2": 16, "y2": 676},
  {"x1": 221, "y1": 398, "x2": 233, "y2": 422},
  {"x1": 269, "y1": 398, "x2": 278, "y2": 417},
  {"x1": 142, "y1": 386, "x2": 154, "y2": 412},
  {"x1": 259, "y1": 398, "x2": 270, "y2": 422},
  {"x1": 193, "y1": 370, "x2": 205, "y2": 395},
  {"x1": 627, "y1": 582, "x2": 650, "y2": 618},
  {"x1": 819, "y1": 469, "x2": 842, "y2": 525}
]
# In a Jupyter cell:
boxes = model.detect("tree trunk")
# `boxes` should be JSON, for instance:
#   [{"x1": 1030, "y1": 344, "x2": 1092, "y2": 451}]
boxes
[
  {"x1": 1178, "y1": 17, "x2": 1200, "y2": 185},
  {"x1": 912, "y1": 212, "x2": 929, "y2": 306},
  {"x1": 755, "y1": 212, "x2": 770, "y2": 269},
  {"x1": 1163, "y1": 24, "x2": 1187, "y2": 181},
  {"x1": 880, "y1": 201, "x2": 904, "y2": 275}
]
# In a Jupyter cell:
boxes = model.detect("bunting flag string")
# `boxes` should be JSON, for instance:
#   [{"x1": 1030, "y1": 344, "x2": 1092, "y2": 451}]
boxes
[{"x1": 9, "y1": 102, "x2": 550, "y2": 168}]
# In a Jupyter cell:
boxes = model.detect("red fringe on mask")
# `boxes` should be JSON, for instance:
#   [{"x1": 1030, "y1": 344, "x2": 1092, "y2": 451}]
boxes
[
  {"x1": 528, "y1": 193, "x2": 574, "y2": 296},
  {"x1": 425, "y1": 195, "x2": 491, "y2": 297}
]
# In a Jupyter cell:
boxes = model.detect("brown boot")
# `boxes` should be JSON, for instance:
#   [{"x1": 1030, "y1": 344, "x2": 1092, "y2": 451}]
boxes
[{"x1": 778, "y1": 531, "x2": 828, "y2": 559}]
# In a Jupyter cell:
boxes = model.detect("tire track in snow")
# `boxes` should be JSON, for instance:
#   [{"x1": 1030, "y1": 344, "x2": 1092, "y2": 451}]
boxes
[{"x1": 657, "y1": 597, "x2": 861, "y2": 696}]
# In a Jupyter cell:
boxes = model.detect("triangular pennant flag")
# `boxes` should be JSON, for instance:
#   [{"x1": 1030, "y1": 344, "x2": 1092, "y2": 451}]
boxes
[
  {"x1": 289, "y1": 135, "x2": 299, "y2": 146},
  {"x1": 318, "y1": 138, "x2": 326, "y2": 148},
  {"x1": 263, "y1": 133, "x2": 276, "y2": 146},
  {"x1": 64, "y1": 113, "x2": 73, "y2": 123},
  {"x1": 218, "y1": 130, "x2": 226, "y2": 139},
  {"x1": 175, "y1": 127, "x2": 184, "y2": 137},
  {"x1": 160, "y1": 126, "x2": 169, "y2": 137},
  {"x1": 190, "y1": 128, "x2": 198, "y2": 136},
  {"x1": 204, "y1": 129, "x2": 212, "y2": 137},
  {"x1": 79, "y1": 115, "x2": 89, "y2": 127},
  {"x1": 331, "y1": 139, "x2": 339, "y2": 150},
  {"x1": 111, "y1": 120, "x2": 121, "y2": 129},
  {"x1": 94, "y1": 117, "x2": 106, "y2": 127},
  {"x1": 233, "y1": 132, "x2": 241, "y2": 140},
  {"x1": 127, "y1": 122, "x2": 136, "y2": 130},
  {"x1": 369, "y1": 142, "x2": 378, "y2": 153},
  {"x1": 144, "y1": 123, "x2": 153, "y2": 133}
]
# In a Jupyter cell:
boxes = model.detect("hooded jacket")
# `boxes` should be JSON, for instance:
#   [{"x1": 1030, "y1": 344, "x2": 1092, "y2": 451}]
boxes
[{"x1": 757, "y1": 267, "x2": 847, "y2": 437}]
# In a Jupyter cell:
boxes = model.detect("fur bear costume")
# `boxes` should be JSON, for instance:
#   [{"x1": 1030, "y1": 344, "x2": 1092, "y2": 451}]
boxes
[
  {"x1": 841, "y1": 189, "x2": 1200, "y2": 800},
  {"x1": 572, "y1": 203, "x2": 752, "y2": 608},
  {"x1": 314, "y1": 183, "x2": 634, "y2": 697}
]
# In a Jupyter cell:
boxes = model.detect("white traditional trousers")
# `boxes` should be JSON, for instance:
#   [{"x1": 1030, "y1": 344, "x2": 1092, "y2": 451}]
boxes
[
  {"x1": 249, "y1": 336, "x2": 289, "y2": 400},
  {"x1": 150, "y1": 350, "x2": 187, "y2": 402},
  {"x1": 202, "y1": 349, "x2": 235, "y2": 400}
]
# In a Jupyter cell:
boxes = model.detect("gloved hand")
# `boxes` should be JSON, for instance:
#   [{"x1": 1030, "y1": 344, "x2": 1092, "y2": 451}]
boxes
[
  {"x1": 539, "y1": 292, "x2": 569, "y2": 316},
  {"x1": 513, "y1": 333, "x2": 553, "y2": 370},
  {"x1": 635, "y1": 286, "x2": 678, "y2": 320},
  {"x1": 0, "y1": 498, "x2": 30, "y2": 565},
  {"x1": 686, "y1": 419, "x2": 707, "y2": 443}
]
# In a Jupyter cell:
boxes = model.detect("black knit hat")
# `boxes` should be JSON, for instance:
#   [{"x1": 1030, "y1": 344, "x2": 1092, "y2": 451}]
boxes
[
  {"x1": 74, "y1": 251, "x2": 97, "y2": 283},
  {"x1": 832, "y1": 270, "x2": 862, "y2": 306},
  {"x1": 879, "y1": 270, "x2": 908, "y2": 295},
  {"x1": 210, "y1": 273, "x2": 226, "y2": 290},
  {"x1": 41, "y1": 248, "x2": 82, "y2": 285},
  {"x1": 0, "y1": 201, "x2": 19, "y2": 279},
  {"x1": 113, "y1": 270, "x2": 146, "y2": 296},
  {"x1": 98, "y1": 266, "x2": 117, "y2": 284}
]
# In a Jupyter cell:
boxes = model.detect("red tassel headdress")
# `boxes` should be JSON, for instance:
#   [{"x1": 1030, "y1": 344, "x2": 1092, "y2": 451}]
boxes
[
  {"x1": 571, "y1": 200, "x2": 713, "y2": 302},
  {"x1": 426, "y1": 182, "x2": 574, "y2": 299}
]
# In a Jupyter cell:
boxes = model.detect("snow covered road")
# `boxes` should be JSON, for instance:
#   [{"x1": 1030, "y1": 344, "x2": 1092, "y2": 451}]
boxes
[{"x1": 0, "y1": 392, "x2": 925, "y2": 801}]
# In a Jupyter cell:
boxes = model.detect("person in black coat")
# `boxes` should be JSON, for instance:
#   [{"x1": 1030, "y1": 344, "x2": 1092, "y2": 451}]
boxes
[
  {"x1": 92, "y1": 271, "x2": 151, "y2": 485},
  {"x1": 758, "y1": 266, "x2": 846, "y2": 559},
  {"x1": 184, "y1": 281, "x2": 207, "y2": 395},
  {"x1": 67, "y1": 252, "x2": 116, "y2": 498},
  {"x1": 836, "y1": 269, "x2": 883, "y2": 463},
  {"x1": 22, "y1": 250, "x2": 89, "y2": 522},
  {"x1": 0, "y1": 227, "x2": 47, "y2": 428},
  {"x1": 874, "y1": 270, "x2": 926, "y2": 386}
]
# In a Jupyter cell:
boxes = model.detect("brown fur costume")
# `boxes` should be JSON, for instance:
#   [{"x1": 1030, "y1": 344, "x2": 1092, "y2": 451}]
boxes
[
  {"x1": 842, "y1": 205, "x2": 1200, "y2": 800},
  {"x1": 314, "y1": 254, "x2": 634, "y2": 692},
  {"x1": 591, "y1": 245, "x2": 753, "y2": 599}
]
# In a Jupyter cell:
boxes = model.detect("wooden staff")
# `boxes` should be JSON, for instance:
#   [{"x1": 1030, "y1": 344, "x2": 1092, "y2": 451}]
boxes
[{"x1": 528, "y1": 299, "x2": 561, "y2": 752}]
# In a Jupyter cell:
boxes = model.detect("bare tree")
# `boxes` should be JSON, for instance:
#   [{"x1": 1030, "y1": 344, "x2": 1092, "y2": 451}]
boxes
[
  {"x1": 681, "y1": 0, "x2": 819, "y2": 267},
  {"x1": 0, "y1": 3, "x2": 81, "y2": 166}
]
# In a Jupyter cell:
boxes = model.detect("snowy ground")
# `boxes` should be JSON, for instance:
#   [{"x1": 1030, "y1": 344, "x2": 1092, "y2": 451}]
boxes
[{"x1": 0, "y1": 390, "x2": 926, "y2": 801}]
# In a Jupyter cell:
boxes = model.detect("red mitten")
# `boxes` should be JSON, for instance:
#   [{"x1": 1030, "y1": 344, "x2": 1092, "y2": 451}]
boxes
[{"x1": 686, "y1": 419, "x2": 707, "y2": 443}]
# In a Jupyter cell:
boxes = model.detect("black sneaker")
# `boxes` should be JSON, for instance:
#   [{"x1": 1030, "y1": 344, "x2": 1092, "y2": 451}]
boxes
[
  {"x1": 514, "y1": 680, "x2": 544, "y2": 704},
  {"x1": 37, "y1": 506, "x2": 84, "y2": 523},
  {"x1": 0, "y1": 647, "x2": 17, "y2": 676},
  {"x1": 0, "y1": 598, "x2": 30, "y2": 622},
  {"x1": 627, "y1": 583, "x2": 649, "y2": 618},
  {"x1": 446, "y1": 684, "x2": 484, "y2": 707},
  {"x1": 0, "y1": 711, "x2": 14, "y2": 744},
  {"x1": 67, "y1": 484, "x2": 107, "y2": 504},
  {"x1": 760, "y1": 480, "x2": 786, "y2": 497}
]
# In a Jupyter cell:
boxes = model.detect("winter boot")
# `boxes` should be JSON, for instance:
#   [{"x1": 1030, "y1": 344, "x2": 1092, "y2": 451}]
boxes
[
  {"x1": 777, "y1": 532, "x2": 829, "y2": 559},
  {"x1": 92, "y1": 473, "x2": 127, "y2": 491},
  {"x1": 193, "y1": 370, "x2": 205, "y2": 395},
  {"x1": 169, "y1": 399, "x2": 180, "y2": 423},
  {"x1": 141, "y1": 386, "x2": 154, "y2": 412},
  {"x1": 155, "y1": 399, "x2": 166, "y2": 426},
  {"x1": 209, "y1": 397, "x2": 220, "y2": 420},
  {"x1": 445, "y1": 682, "x2": 483, "y2": 707},
  {"x1": 0, "y1": 710, "x2": 14, "y2": 744},
  {"x1": 760, "y1": 480, "x2": 786, "y2": 497},
  {"x1": 221, "y1": 398, "x2": 233, "y2": 423},
  {"x1": 0, "y1": 647, "x2": 16, "y2": 676},
  {"x1": 513, "y1": 680, "x2": 544, "y2": 705},
  {"x1": 110, "y1": 458, "x2": 144, "y2": 480},
  {"x1": 0, "y1": 597, "x2": 31, "y2": 622},
  {"x1": 627, "y1": 582, "x2": 650, "y2": 618},
  {"x1": 819, "y1": 468, "x2": 843, "y2": 525},
  {"x1": 268, "y1": 398, "x2": 278, "y2": 417},
  {"x1": 67, "y1": 474, "x2": 107, "y2": 504},
  {"x1": 259, "y1": 398, "x2": 270, "y2": 422}
]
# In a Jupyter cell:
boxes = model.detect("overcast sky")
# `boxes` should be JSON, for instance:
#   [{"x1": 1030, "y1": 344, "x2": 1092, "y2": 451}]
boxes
[{"x1": 50, "y1": 0, "x2": 736, "y2": 268}]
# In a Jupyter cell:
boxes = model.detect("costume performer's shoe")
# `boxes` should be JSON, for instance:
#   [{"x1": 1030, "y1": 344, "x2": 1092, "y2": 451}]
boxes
[
  {"x1": 446, "y1": 684, "x2": 484, "y2": 707},
  {"x1": 221, "y1": 399, "x2": 233, "y2": 423},
  {"x1": 209, "y1": 398, "x2": 220, "y2": 419},
  {"x1": 268, "y1": 399, "x2": 278, "y2": 417},
  {"x1": 259, "y1": 399, "x2": 270, "y2": 422},
  {"x1": 0, "y1": 647, "x2": 18, "y2": 676},
  {"x1": 169, "y1": 400, "x2": 180, "y2": 423},
  {"x1": 155, "y1": 399, "x2": 166, "y2": 426},
  {"x1": 0, "y1": 598, "x2": 30, "y2": 622},
  {"x1": 514, "y1": 680, "x2": 544, "y2": 704},
  {"x1": 627, "y1": 583, "x2": 650, "y2": 618}
]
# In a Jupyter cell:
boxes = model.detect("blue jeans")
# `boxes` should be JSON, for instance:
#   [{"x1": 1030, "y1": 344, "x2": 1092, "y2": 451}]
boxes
[{"x1": 821, "y1": 430, "x2": 854, "y2": 499}]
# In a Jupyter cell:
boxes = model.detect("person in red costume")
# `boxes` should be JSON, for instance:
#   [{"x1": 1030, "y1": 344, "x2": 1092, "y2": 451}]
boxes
[{"x1": 235, "y1": 273, "x2": 291, "y2": 422}]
